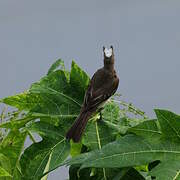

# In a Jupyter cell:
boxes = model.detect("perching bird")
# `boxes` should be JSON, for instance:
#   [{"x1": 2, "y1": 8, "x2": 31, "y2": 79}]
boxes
[{"x1": 66, "y1": 46, "x2": 119, "y2": 142}]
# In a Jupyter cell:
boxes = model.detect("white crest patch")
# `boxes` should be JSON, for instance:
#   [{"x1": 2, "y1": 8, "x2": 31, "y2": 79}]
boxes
[{"x1": 104, "y1": 48, "x2": 112, "y2": 57}]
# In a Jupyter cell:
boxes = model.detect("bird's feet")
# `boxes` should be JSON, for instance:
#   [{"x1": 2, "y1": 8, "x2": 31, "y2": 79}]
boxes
[{"x1": 98, "y1": 107, "x2": 104, "y2": 121}]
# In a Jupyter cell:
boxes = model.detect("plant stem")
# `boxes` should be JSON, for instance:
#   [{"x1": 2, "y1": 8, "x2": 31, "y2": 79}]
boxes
[
  {"x1": 111, "y1": 99, "x2": 148, "y2": 119},
  {"x1": 27, "y1": 130, "x2": 36, "y2": 143},
  {"x1": 0, "y1": 106, "x2": 7, "y2": 123},
  {"x1": 95, "y1": 121, "x2": 107, "y2": 180}
]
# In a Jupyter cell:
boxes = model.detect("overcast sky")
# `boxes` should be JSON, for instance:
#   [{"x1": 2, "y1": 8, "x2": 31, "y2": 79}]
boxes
[{"x1": 0, "y1": 0, "x2": 180, "y2": 179}]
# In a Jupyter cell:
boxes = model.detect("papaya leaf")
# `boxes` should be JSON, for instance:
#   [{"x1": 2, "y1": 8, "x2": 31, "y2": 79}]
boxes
[
  {"x1": 0, "y1": 130, "x2": 27, "y2": 179},
  {"x1": 16, "y1": 60, "x2": 91, "y2": 179},
  {"x1": 68, "y1": 162, "x2": 146, "y2": 180},
  {"x1": 128, "y1": 119, "x2": 162, "y2": 139},
  {"x1": 70, "y1": 100, "x2": 128, "y2": 180},
  {"x1": 29, "y1": 70, "x2": 80, "y2": 114},
  {"x1": 155, "y1": 109, "x2": 180, "y2": 142},
  {"x1": 82, "y1": 120, "x2": 115, "y2": 180},
  {"x1": 1, "y1": 92, "x2": 39, "y2": 111},
  {"x1": 81, "y1": 102, "x2": 120, "y2": 180},
  {"x1": 149, "y1": 160, "x2": 180, "y2": 180},
  {"x1": 26, "y1": 61, "x2": 89, "y2": 121},
  {"x1": 0, "y1": 116, "x2": 35, "y2": 130},
  {"x1": 112, "y1": 167, "x2": 145, "y2": 180},
  {"x1": 102, "y1": 101, "x2": 126, "y2": 134},
  {"x1": 102, "y1": 100, "x2": 121, "y2": 124},
  {"x1": 0, "y1": 153, "x2": 12, "y2": 178},
  {"x1": 69, "y1": 165, "x2": 128, "y2": 180},
  {"x1": 26, "y1": 121, "x2": 65, "y2": 140},
  {"x1": 20, "y1": 121, "x2": 70, "y2": 179},
  {"x1": 47, "y1": 59, "x2": 65, "y2": 75},
  {"x1": 102, "y1": 101, "x2": 146, "y2": 135},
  {"x1": 65, "y1": 135, "x2": 180, "y2": 170},
  {"x1": 2, "y1": 59, "x2": 172, "y2": 180},
  {"x1": 1, "y1": 61, "x2": 87, "y2": 117},
  {"x1": 70, "y1": 60, "x2": 90, "y2": 104},
  {"x1": 69, "y1": 165, "x2": 93, "y2": 180},
  {"x1": 111, "y1": 168, "x2": 130, "y2": 180},
  {"x1": 70, "y1": 141, "x2": 82, "y2": 157},
  {"x1": 82, "y1": 120, "x2": 115, "y2": 150},
  {"x1": 0, "y1": 166, "x2": 12, "y2": 178},
  {"x1": 21, "y1": 139, "x2": 69, "y2": 180},
  {"x1": 67, "y1": 101, "x2": 150, "y2": 180}
]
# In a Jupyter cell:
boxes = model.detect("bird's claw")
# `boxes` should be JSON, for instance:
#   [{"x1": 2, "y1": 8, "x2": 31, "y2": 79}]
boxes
[{"x1": 98, "y1": 107, "x2": 104, "y2": 121}]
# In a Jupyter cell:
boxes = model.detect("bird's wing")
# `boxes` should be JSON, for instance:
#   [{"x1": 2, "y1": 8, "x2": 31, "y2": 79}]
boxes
[{"x1": 84, "y1": 77, "x2": 119, "y2": 111}]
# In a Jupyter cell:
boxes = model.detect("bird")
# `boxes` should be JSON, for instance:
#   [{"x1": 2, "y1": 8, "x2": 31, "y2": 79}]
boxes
[{"x1": 66, "y1": 46, "x2": 119, "y2": 142}]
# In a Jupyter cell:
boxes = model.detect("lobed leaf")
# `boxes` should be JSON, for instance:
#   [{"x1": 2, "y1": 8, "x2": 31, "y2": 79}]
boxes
[
  {"x1": 155, "y1": 109, "x2": 180, "y2": 142},
  {"x1": 70, "y1": 60, "x2": 90, "y2": 104},
  {"x1": 20, "y1": 121, "x2": 70, "y2": 179},
  {"x1": 0, "y1": 130, "x2": 27, "y2": 179},
  {"x1": 82, "y1": 120, "x2": 115, "y2": 150},
  {"x1": 149, "y1": 160, "x2": 180, "y2": 180},
  {"x1": 47, "y1": 59, "x2": 65, "y2": 75},
  {"x1": 128, "y1": 119, "x2": 162, "y2": 139},
  {"x1": 0, "y1": 116, "x2": 35, "y2": 130},
  {"x1": 65, "y1": 135, "x2": 180, "y2": 170},
  {"x1": 0, "y1": 166, "x2": 12, "y2": 178}
]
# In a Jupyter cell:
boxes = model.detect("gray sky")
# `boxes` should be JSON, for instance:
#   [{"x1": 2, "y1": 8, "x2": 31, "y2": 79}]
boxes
[{"x1": 0, "y1": 0, "x2": 180, "y2": 179}]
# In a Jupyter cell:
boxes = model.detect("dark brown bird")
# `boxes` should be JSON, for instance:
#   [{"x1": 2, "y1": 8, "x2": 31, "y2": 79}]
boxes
[{"x1": 66, "y1": 46, "x2": 119, "y2": 142}]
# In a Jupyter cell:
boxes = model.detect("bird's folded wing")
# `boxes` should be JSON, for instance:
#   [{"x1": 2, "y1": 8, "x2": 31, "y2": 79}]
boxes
[{"x1": 84, "y1": 79, "x2": 118, "y2": 111}]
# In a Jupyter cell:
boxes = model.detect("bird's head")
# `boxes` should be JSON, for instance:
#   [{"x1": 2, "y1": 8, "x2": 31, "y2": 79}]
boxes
[{"x1": 103, "y1": 46, "x2": 114, "y2": 66}]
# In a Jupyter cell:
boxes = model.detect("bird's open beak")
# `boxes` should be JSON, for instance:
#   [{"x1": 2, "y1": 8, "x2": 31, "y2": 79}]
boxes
[{"x1": 103, "y1": 46, "x2": 113, "y2": 58}]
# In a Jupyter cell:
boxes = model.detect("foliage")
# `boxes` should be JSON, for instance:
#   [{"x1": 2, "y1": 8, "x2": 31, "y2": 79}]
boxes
[{"x1": 0, "y1": 59, "x2": 179, "y2": 180}]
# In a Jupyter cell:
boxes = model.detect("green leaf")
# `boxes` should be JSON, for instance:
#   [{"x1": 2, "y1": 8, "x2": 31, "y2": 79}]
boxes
[
  {"x1": 82, "y1": 120, "x2": 115, "y2": 150},
  {"x1": 1, "y1": 61, "x2": 85, "y2": 116},
  {"x1": 149, "y1": 160, "x2": 180, "y2": 180},
  {"x1": 0, "y1": 116, "x2": 35, "y2": 130},
  {"x1": 69, "y1": 165, "x2": 131, "y2": 180},
  {"x1": 82, "y1": 119, "x2": 116, "y2": 180},
  {"x1": 111, "y1": 168, "x2": 131, "y2": 180},
  {"x1": 2, "y1": 59, "x2": 171, "y2": 180},
  {"x1": 102, "y1": 101, "x2": 120, "y2": 124},
  {"x1": 0, "y1": 130, "x2": 27, "y2": 179},
  {"x1": 0, "y1": 153, "x2": 12, "y2": 178},
  {"x1": 69, "y1": 165, "x2": 91, "y2": 180},
  {"x1": 0, "y1": 61, "x2": 90, "y2": 144},
  {"x1": 70, "y1": 141, "x2": 82, "y2": 157},
  {"x1": 102, "y1": 101, "x2": 127, "y2": 134},
  {"x1": 102, "y1": 101, "x2": 146, "y2": 135},
  {"x1": 1, "y1": 60, "x2": 90, "y2": 179},
  {"x1": 21, "y1": 139, "x2": 70, "y2": 180},
  {"x1": 0, "y1": 166, "x2": 12, "y2": 177},
  {"x1": 65, "y1": 135, "x2": 180, "y2": 169},
  {"x1": 155, "y1": 109, "x2": 180, "y2": 142},
  {"x1": 68, "y1": 165, "x2": 115, "y2": 180},
  {"x1": 65, "y1": 102, "x2": 152, "y2": 179},
  {"x1": 69, "y1": 165, "x2": 145, "y2": 180},
  {"x1": 70, "y1": 60, "x2": 90, "y2": 104},
  {"x1": 81, "y1": 102, "x2": 120, "y2": 180},
  {"x1": 20, "y1": 121, "x2": 70, "y2": 179},
  {"x1": 47, "y1": 59, "x2": 65, "y2": 75},
  {"x1": 82, "y1": 120, "x2": 109, "y2": 179},
  {"x1": 27, "y1": 61, "x2": 89, "y2": 122},
  {"x1": 30, "y1": 70, "x2": 81, "y2": 114},
  {"x1": 26, "y1": 121, "x2": 65, "y2": 140},
  {"x1": 113, "y1": 168, "x2": 145, "y2": 180},
  {"x1": 128, "y1": 119, "x2": 162, "y2": 139},
  {"x1": 1, "y1": 92, "x2": 39, "y2": 111}
]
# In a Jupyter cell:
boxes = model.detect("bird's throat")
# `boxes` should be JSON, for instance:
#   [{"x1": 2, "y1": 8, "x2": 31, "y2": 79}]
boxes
[{"x1": 104, "y1": 62, "x2": 114, "y2": 71}]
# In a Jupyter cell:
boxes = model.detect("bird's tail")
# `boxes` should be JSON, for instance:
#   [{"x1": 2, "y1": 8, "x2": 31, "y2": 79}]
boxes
[{"x1": 66, "y1": 110, "x2": 92, "y2": 142}]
